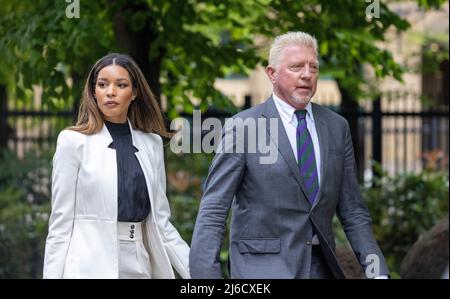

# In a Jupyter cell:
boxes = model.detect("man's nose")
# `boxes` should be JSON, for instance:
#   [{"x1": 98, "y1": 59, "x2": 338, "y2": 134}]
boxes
[{"x1": 300, "y1": 66, "x2": 312, "y2": 80}]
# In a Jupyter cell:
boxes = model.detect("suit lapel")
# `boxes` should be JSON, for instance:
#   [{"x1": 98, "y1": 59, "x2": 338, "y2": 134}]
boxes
[
  {"x1": 311, "y1": 104, "x2": 329, "y2": 209},
  {"x1": 97, "y1": 124, "x2": 118, "y2": 217},
  {"x1": 262, "y1": 97, "x2": 309, "y2": 201},
  {"x1": 128, "y1": 121, "x2": 155, "y2": 205}
]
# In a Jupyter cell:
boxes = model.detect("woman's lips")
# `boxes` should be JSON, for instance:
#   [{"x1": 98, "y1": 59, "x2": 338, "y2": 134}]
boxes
[{"x1": 104, "y1": 101, "x2": 119, "y2": 108}]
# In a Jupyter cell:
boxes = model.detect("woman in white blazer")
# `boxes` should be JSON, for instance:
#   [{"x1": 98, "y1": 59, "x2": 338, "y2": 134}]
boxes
[{"x1": 43, "y1": 53, "x2": 190, "y2": 279}]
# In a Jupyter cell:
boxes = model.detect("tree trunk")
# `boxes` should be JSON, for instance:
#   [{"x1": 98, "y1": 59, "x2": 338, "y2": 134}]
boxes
[
  {"x1": 110, "y1": 0, "x2": 164, "y2": 105},
  {"x1": 336, "y1": 81, "x2": 365, "y2": 182},
  {"x1": 0, "y1": 85, "x2": 9, "y2": 149}
]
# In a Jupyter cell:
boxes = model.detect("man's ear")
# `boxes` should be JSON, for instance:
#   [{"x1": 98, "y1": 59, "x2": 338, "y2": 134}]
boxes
[{"x1": 266, "y1": 65, "x2": 277, "y2": 84}]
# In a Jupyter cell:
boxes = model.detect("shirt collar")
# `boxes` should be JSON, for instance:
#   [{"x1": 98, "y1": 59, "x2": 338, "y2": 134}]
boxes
[{"x1": 272, "y1": 92, "x2": 314, "y2": 124}]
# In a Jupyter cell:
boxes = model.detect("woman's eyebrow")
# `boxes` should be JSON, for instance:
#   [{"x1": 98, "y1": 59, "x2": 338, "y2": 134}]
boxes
[{"x1": 97, "y1": 77, "x2": 130, "y2": 82}]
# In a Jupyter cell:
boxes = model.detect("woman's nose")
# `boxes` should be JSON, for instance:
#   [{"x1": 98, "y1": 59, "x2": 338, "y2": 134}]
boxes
[{"x1": 107, "y1": 85, "x2": 116, "y2": 97}]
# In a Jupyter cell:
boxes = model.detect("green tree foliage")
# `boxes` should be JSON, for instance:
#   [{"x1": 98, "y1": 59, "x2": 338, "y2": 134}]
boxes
[
  {"x1": 364, "y1": 166, "x2": 449, "y2": 277},
  {"x1": 0, "y1": 149, "x2": 52, "y2": 278},
  {"x1": 0, "y1": 0, "x2": 446, "y2": 117}
]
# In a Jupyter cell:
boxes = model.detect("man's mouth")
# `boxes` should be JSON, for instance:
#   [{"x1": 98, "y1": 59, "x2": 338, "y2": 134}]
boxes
[{"x1": 297, "y1": 86, "x2": 311, "y2": 91}]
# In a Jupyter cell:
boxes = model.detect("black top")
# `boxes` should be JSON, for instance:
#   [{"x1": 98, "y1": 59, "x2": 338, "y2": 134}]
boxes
[{"x1": 105, "y1": 121, "x2": 151, "y2": 222}]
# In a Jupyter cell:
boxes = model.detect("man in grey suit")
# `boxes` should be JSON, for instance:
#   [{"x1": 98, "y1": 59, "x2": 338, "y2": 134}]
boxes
[{"x1": 189, "y1": 31, "x2": 389, "y2": 279}]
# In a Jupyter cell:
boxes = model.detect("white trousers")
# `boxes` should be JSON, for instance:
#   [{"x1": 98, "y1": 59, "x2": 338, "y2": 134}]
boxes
[{"x1": 118, "y1": 221, "x2": 152, "y2": 279}]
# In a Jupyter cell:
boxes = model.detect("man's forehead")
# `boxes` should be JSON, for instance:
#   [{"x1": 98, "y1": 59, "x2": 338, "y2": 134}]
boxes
[{"x1": 281, "y1": 45, "x2": 317, "y2": 60}]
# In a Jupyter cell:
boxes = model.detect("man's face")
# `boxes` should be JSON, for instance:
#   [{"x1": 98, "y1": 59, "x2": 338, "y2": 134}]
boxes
[{"x1": 266, "y1": 45, "x2": 319, "y2": 109}]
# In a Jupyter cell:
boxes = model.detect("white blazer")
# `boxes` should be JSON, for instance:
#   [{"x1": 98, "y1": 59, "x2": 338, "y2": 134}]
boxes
[{"x1": 43, "y1": 121, "x2": 190, "y2": 279}]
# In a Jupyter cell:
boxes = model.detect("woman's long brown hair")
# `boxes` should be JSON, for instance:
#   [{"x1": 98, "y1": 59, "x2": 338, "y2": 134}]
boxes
[{"x1": 69, "y1": 53, "x2": 171, "y2": 138}]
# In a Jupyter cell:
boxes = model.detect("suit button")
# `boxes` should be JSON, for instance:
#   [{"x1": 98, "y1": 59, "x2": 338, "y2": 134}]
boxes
[
  {"x1": 130, "y1": 229, "x2": 134, "y2": 234},
  {"x1": 131, "y1": 225, "x2": 135, "y2": 229},
  {"x1": 306, "y1": 241, "x2": 312, "y2": 245},
  {"x1": 311, "y1": 211, "x2": 315, "y2": 216},
  {"x1": 130, "y1": 234, "x2": 134, "y2": 239}
]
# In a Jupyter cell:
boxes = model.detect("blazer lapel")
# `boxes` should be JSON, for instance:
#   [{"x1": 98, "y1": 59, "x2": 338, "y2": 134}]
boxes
[
  {"x1": 97, "y1": 124, "x2": 118, "y2": 218},
  {"x1": 262, "y1": 97, "x2": 309, "y2": 201},
  {"x1": 311, "y1": 104, "x2": 329, "y2": 209},
  {"x1": 128, "y1": 120, "x2": 155, "y2": 205}
]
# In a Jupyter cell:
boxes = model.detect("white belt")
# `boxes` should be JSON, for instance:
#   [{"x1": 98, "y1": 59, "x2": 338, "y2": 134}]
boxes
[{"x1": 118, "y1": 221, "x2": 144, "y2": 241}]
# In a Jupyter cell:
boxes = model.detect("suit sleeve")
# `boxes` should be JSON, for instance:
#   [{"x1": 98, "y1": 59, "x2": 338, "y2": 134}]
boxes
[
  {"x1": 189, "y1": 121, "x2": 246, "y2": 278},
  {"x1": 336, "y1": 121, "x2": 389, "y2": 277},
  {"x1": 43, "y1": 130, "x2": 81, "y2": 278},
  {"x1": 153, "y1": 135, "x2": 191, "y2": 279}
]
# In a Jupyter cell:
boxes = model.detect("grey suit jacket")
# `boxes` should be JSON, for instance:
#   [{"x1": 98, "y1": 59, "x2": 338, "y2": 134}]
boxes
[{"x1": 189, "y1": 97, "x2": 388, "y2": 278}]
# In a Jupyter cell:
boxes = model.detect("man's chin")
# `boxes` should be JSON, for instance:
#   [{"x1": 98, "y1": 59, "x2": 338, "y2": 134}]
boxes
[{"x1": 292, "y1": 95, "x2": 312, "y2": 106}]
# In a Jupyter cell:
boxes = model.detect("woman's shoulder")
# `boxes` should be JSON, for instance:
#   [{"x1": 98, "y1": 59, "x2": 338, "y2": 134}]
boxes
[
  {"x1": 58, "y1": 128, "x2": 86, "y2": 139},
  {"x1": 56, "y1": 129, "x2": 87, "y2": 147},
  {"x1": 53, "y1": 129, "x2": 86, "y2": 163}
]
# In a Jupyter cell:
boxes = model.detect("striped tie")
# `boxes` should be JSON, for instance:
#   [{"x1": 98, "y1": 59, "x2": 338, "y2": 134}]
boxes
[{"x1": 295, "y1": 110, "x2": 319, "y2": 204}]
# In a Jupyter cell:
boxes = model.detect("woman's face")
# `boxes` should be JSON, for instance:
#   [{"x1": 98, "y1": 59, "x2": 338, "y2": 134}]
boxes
[{"x1": 94, "y1": 64, "x2": 135, "y2": 123}]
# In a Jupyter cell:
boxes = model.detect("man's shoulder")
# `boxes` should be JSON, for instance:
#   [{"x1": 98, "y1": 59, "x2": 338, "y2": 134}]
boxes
[
  {"x1": 312, "y1": 103, "x2": 347, "y2": 126},
  {"x1": 232, "y1": 99, "x2": 269, "y2": 120}
]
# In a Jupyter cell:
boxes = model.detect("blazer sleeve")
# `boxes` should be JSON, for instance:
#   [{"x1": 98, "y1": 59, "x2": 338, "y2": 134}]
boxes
[
  {"x1": 153, "y1": 135, "x2": 191, "y2": 279},
  {"x1": 336, "y1": 121, "x2": 389, "y2": 277},
  {"x1": 43, "y1": 130, "x2": 82, "y2": 278},
  {"x1": 189, "y1": 120, "x2": 246, "y2": 278}
]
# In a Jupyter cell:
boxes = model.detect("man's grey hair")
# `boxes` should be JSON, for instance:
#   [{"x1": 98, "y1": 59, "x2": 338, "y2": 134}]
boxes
[{"x1": 268, "y1": 31, "x2": 319, "y2": 68}]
